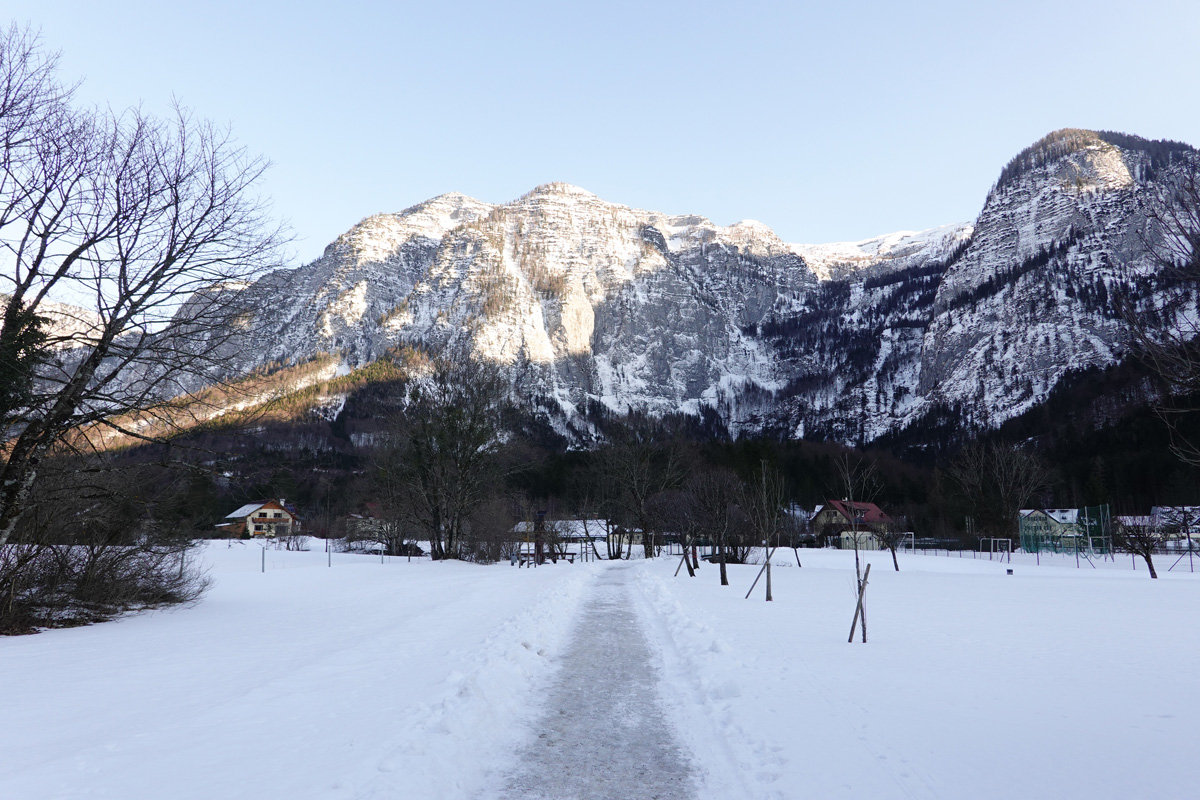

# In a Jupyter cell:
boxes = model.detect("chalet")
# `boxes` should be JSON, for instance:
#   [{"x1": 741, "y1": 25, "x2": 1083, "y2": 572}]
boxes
[
  {"x1": 811, "y1": 500, "x2": 894, "y2": 550},
  {"x1": 221, "y1": 499, "x2": 299, "y2": 538}
]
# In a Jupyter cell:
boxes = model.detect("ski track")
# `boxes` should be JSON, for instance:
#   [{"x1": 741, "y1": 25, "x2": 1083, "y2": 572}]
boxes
[{"x1": 486, "y1": 562, "x2": 697, "y2": 800}]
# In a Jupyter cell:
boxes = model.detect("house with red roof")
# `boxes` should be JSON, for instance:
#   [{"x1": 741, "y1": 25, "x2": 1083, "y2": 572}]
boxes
[{"x1": 811, "y1": 500, "x2": 894, "y2": 550}]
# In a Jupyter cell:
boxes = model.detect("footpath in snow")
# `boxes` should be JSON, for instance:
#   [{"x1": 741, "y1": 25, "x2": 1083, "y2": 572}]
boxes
[{"x1": 488, "y1": 562, "x2": 695, "y2": 800}]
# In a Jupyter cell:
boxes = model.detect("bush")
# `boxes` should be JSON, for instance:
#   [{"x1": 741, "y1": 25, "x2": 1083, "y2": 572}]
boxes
[{"x1": 0, "y1": 540, "x2": 209, "y2": 634}]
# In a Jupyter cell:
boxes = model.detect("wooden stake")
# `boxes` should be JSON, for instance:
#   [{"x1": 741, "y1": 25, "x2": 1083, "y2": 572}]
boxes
[
  {"x1": 674, "y1": 535, "x2": 694, "y2": 577},
  {"x1": 744, "y1": 545, "x2": 779, "y2": 599},
  {"x1": 848, "y1": 563, "x2": 871, "y2": 643}
]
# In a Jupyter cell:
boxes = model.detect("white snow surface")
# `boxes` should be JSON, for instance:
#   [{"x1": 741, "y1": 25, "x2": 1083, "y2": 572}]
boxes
[{"x1": 2, "y1": 543, "x2": 1197, "y2": 799}]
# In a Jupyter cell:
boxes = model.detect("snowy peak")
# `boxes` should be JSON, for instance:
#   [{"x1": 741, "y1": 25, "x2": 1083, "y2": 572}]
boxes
[
  {"x1": 321, "y1": 193, "x2": 494, "y2": 265},
  {"x1": 791, "y1": 223, "x2": 974, "y2": 281},
  {"x1": 992, "y1": 129, "x2": 1194, "y2": 197}
]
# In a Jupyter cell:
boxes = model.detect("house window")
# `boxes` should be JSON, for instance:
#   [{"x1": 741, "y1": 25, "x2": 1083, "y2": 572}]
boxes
[
  {"x1": 258, "y1": 512, "x2": 267, "y2": 518},
  {"x1": 254, "y1": 524, "x2": 264, "y2": 531},
  {"x1": 273, "y1": 512, "x2": 282, "y2": 518}
]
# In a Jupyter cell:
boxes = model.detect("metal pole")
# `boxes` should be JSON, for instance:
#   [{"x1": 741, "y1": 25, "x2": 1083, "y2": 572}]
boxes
[{"x1": 261, "y1": 546, "x2": 265, "y2": 573}]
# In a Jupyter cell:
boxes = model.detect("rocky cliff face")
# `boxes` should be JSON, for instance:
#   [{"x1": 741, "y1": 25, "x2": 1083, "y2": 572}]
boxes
[
  {"x1": 225, "y1": 129, "x2": 1195, "y2": 443},
  {"x1": 238, "y1": 183, "x2": 828, "y2": 437},
  {"x1": 763, "y1": 130, "x2": 1194, "y2": 442}
]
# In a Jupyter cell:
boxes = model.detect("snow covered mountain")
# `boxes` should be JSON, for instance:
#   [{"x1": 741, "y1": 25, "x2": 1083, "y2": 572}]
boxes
[{"x1": 223, "y1": 129, "x2": 1195, "y2": 443}]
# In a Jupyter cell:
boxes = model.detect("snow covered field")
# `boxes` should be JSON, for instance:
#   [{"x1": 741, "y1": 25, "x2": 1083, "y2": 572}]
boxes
[{"x1": 2, "y1": 542, "x2": 1197, "y2": 799}]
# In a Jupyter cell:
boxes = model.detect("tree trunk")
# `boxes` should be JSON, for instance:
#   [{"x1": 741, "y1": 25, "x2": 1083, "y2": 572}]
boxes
[
  {"x1": 890, "y1": 545, "x2": 899, "y2": 571},
  {"x1": 718, "y1": 538, "x2": 728, "y2": 586},
  {"x1": 765, "y1": 555, "x2": 772, "y2": 602},
  {"x1": 1144, "y1": 552, "x2": 1158, "y2": 579}
]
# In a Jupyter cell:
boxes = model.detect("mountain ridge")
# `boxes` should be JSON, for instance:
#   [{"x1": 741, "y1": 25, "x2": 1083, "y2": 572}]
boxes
[{"x1": 162, "y1": 128, "x2": 1200, "y2": 445}]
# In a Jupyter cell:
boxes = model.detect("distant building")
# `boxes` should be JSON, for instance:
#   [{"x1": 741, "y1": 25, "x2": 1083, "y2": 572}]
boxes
[
  {"x1": 811, "y1": 500, "x2": 894, "y2": 550},
  {"x1": 1019, "y1": 506, "x2": 1110, "y2": 554},
  {"x1": 219, "y1": 499, "x2": 300, "y2": 538},
  {"x1": 1149, "y1": 506, "x2": 1200, "y2": 538},
  {"x1": 1117, "y1": 507, "x2": 1199, "y2": 552}
]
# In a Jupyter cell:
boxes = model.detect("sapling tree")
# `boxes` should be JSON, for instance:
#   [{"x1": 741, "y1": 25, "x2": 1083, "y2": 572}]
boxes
[
  {"x1": 742, "y1": 461, "x2": 787, "y2": 600},
  {"x1": 833, "y1": 453, "x2": 882, "y2": 588}
]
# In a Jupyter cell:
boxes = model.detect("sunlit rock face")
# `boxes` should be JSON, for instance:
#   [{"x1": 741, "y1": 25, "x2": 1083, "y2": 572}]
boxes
[{"x1": 218, "y1": 130, "x2": 1194, "y2": 442}]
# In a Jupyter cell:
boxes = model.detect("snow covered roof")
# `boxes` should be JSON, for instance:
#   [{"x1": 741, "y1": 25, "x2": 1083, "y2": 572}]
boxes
[
  {"x1": 1020, "y1": 508, "x2": 1079, "y2": 524},
  {"x1": 224, "y1": 500, "x2": 299, "y2": 520},
  {"x1": 226, "y1": 503, "x2": 266, "y2": 519}
]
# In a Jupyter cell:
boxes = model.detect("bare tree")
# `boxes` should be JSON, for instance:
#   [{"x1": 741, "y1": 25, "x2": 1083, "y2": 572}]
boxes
[
  {"x1": 573, "y1": 461, "x2": 626, "y2": 560},
  {"x1": 0, "y1": 26, "x2": 287, "y2": 547},
  {"x1": 687, "y1": 468, "x2": 745, "y2": 586},
  {"x1": 1112, "y1": 518, "x2": 1160, "y2": 579},
  {"x1": 597, "y1": 419, "x2": 687, "y2": 559},
  {"x1": 875, "y1": 522, "x2": 908, "y2": 572},
  {"x1": 948, "y1": 442, "x2": 1054, "y2": 543},
  {"x1": 382, "y1": 351, "x2": 510, "y2": 560},
  {"x1": 649, "y1": 488, "x2": 699, "y2": 576}
]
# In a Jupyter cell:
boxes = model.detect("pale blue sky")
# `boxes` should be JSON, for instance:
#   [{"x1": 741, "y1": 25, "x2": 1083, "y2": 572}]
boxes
[{"x1": 14, "y1": 0, "x2": 1200, "y2": 263}]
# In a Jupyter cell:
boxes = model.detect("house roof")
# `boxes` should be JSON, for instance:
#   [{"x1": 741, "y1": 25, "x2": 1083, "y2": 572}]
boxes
[
  {"x1": 1046, "y1": 509, "x2": 1079, "y2": 524},
  {"x1": 226, "y1": 503, "x2": 266, "y2": 519},
  {"x1": 225, "y1": 499, "x2": 299, "y2": 520},
  {"x1": 821, "y1": 500, "x2": 893, "y2": 525},
  {"x1": 1019, "y1": 508, "x2": 1080, "y2": 524}
]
